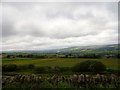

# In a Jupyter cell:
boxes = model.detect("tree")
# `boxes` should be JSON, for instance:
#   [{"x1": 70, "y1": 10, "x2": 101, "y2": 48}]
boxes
[
  {"x1": 6, "y1": 55, "x2": 10, "y2": 58},
  {"x1": 72, "y1": 60, "x2": 106, "y2": 73}
]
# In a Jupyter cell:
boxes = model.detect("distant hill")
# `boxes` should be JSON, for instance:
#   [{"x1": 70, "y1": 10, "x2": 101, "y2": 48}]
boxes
[
  {"x1": 2, "y1": 44, "x2": 119, "y2": 55},
  {"x1": 57, "y1": 44, "x2": 119, "y2": 54}
]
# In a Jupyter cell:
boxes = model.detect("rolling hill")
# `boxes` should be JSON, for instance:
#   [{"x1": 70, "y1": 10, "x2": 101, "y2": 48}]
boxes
[{"x1": 2, "y1": 44, "x2": 119, "y2": 55}]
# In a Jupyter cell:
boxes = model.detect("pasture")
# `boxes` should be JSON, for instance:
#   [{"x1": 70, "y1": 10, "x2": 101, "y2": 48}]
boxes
[
  {"x1": 2, "y1": 58, "x2": 120, "y2": 89},
  {"x1": 2, "y1": 58, "x2": 119, "y2": 69}
]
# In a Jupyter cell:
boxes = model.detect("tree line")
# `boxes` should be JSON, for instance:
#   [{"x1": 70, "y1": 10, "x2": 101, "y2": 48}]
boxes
[{"x1": 2, "y1": 52, "x2": 119, "y2": 59}]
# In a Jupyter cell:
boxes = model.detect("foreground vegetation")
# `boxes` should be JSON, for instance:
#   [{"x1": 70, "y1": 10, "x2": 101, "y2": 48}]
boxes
[
  {"x1": 2, "y1": 73, "x2": 120, "y2": 89},
  {"x1": 2, "y1": 51, "x2": 120, "y2": 89},
  {"x1": 2, "y1": 58, "x2": 119, "y2": 75}
]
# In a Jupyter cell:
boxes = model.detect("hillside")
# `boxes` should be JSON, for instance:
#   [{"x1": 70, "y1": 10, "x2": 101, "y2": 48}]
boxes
[
  {"x1": 57, "y1": 44, "x2": 119, "y2": 54},
  {"x1": 2, "y1": 44, "x2": 119, "y2": 55}
]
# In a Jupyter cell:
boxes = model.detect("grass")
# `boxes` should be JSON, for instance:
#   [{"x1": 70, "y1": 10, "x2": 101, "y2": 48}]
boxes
[
  {"x1": 2, "y1": 58, "x2": 119, "y2": 69},
  {"x1": 2, "y1": 58, "x2": 120, "y2": 88}
]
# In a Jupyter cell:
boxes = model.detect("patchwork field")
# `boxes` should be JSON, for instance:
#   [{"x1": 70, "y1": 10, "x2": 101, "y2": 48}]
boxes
[{"x1": 2, "y1": 58, "x2": 119, "y2": 69}]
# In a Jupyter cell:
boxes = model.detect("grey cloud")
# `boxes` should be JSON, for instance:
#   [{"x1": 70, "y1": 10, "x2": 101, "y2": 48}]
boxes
[
  {"x1": 2, "y1": 2, "x2": 118, "y2": 50},
  {"x1": 2, "y1": 21, "x2": 16, "y2": 37}
]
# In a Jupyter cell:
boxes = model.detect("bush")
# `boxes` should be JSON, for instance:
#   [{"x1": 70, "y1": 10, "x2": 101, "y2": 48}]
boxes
[
  {"x1": 40, "y1": 80, "x2": 53, "y2": 88},
  {"x1": 72, "y1": 60, "x2": 106, "y2": 73},
  {"x1": 59, "y1": 67, "x2": 71, "y2": 72},
  {"x1": 2, "y1": 64, "x2": 17, "y2": 72},
  {"x1": 28, "y1": 64, "x2": 35, "y2": 69},
  {"x1": 17, "y1": 64, "x2": 35, "y2": 71},
  {"x1": 34, "y1": 67, "x2": 46, "y2": 73},
  {"x1": 57, "y1": 82, "x2": 71, "y2": 88},
  {"x1": 17, "y1": 65, "x2": 28, "y2": 70},
  {"x1": 106, "y1": 68, "x2": 120, "y2": 74},
  {"x1": 54, "y1": 66, "x2": 61, "y2": 72}
]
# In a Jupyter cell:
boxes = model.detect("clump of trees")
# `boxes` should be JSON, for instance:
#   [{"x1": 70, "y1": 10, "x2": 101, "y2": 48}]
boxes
[
  {"x1": 72, "y1": 60, "x2": 106, "y2": 73},
  {"x1": 2, "y1": 64, "x2": 17, "y2": 72},
  {"x1": 3, "y1": 52, "x2": 119, "y2": 59},
  {"x1": 2, "y1": 64, "x2": 35, "y2": 72}
]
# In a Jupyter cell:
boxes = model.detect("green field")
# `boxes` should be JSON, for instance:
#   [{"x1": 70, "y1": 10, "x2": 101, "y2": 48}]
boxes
[{"x1": 2, "y1": 58, "x2": 119, "y2": 69}]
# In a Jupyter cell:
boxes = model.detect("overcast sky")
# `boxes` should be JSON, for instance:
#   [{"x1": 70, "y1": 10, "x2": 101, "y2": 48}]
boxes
[{"x1": 2, "y1": 2, "x2": 118, "y2": 50}]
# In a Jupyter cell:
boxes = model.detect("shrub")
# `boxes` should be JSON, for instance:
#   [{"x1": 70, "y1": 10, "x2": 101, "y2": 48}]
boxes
[
  {"x1": 2, "y1": 64, "x2": 17, "y2": 72},
  {"x1": 57, "y1": 82, "x2": 71, "y2": 88},
  {"x1": 72, "y1": 60, "x2": 106, "y2": 73},
  {"x1": 54, "y1": 66, "x2": 61, "y2": 72},
  {"x1": 106, "y1": 68, "x2": 120, "y2": 74},
  {"x1": 40, "y1": 80, "x2": 53, "y2": 88},
  {"x1": 34, "y1": 66, "x2": 67, "y2": 73},
  {"x1": 34, "y1": 67, "x2": 46, "y2": 73},
  {"x1": 59, "y1": 67, "x2": 71, "y2": 72},
  {"x1": 28, "y1": 64, "x2": 35, "y2": 69},
  {"x1": 17, "y1": 65, "x2": 28, "y2": 70}
]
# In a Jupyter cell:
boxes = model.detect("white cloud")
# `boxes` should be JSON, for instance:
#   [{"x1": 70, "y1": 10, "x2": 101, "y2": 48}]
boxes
[{"x1": 2, "y1": 2, "x2": 118, "y2": 50}]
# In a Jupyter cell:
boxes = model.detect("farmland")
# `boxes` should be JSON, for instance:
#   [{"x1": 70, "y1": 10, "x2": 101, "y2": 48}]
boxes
[
  {"x1": 2, "y1": 57, "x2": 120, "y2": 89},
  {"x1": 2, "y1": 58, "x2": 119, "y2": 69},
  {"x1": 2, "y1": 44, "x2": 120, "y2": 89}
]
